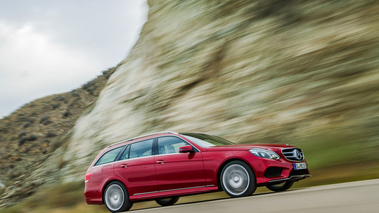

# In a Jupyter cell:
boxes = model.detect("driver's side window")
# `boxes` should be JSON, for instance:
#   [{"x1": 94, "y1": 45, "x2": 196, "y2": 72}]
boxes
[{"x1": 157, "y1": 136, "x2": 188, "y2": 155}]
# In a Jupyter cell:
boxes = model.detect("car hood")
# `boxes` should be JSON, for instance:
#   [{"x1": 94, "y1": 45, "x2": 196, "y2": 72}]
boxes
[{"x1": 204, "y1": 144, "x2": 294, "y2": 152}]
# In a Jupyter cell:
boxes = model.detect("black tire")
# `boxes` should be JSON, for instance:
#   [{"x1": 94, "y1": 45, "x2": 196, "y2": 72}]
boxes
[
  {"x1": 104, "y1": 181, "x2": 133, "y2": 212},
  {"x1": 220, "y1": 160, "x2": 257, "y2": 197},
  {"x1": 155, "y1": 197, "x2": 179, "y2": 206},
  {"x1": 266, "y1": 181, "x2": 294, "y2": 192}
]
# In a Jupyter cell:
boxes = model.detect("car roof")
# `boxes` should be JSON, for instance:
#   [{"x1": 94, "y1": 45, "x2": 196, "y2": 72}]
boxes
[{"x1": 105, "y1": 131, "x2": 179, "y2": 149}]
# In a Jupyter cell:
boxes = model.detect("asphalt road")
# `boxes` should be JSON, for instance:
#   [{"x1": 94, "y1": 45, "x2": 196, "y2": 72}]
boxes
[{"x1": 130, "y1": 179, "x2": 379, "y2": 213}]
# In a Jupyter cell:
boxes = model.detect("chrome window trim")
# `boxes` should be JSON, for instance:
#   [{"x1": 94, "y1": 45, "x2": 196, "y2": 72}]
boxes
[
  {"x1": 122, "y1": 154, "x2": 156, "y2": 162},
  {"x1": 94, "y1": 134, "x2": 201, "y2": 167},
  {"x1": 107, "y1": 131, "x2": 179, "y2": 148},
  {"x1": 114, "y1": 152, "x2": 200, "y2": 165}
]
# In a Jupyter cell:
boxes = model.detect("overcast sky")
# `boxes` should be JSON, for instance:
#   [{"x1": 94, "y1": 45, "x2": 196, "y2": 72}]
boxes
[{"x1": 0, "y1": 0, "x2": 148, "y2": 118}]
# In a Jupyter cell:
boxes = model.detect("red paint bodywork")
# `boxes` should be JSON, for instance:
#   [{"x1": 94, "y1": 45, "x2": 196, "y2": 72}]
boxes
[{"x1": 84, "y1": 133, "x2": 310, "y2": 205}]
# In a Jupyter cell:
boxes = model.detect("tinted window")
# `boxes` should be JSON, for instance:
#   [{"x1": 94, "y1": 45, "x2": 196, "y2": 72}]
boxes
[
  {"x1": 120, "y1": 145, "x2": 130, "y2": 160},
  {"x1": 181, "y1": 133, "x2": 235, "y2": 147},
  {"x1": 95, "y1": 146, "x2": 123, "y2": 166},
  {"x1": 129, "y1": 139, "x2": 154, "y2": 159},
  {"x1": 158, "y1": 136, "x2": 189, "y2": 154}
]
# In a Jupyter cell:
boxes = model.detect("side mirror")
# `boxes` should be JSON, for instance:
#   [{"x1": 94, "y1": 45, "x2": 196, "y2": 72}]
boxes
[{"x1": 179, "y1": 145, "x2": 194, "y2": 153}]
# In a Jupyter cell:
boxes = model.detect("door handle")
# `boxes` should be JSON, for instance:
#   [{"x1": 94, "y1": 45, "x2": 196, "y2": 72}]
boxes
[
  {"x1": 156, "y1": 160, "x2": 166, "y2": 164},
  {"x1": 120, "y1": 164, "x2": 128, "y2": 168}
]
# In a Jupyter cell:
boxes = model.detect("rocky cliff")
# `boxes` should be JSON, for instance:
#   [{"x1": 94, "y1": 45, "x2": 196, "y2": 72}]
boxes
[
  {"x1": 0, "y1": 68, "x2": 116, "y2": 206},
  {"x1": 2, "y1": 0, "x2": 379, "y2": 207},
  {"x1": 64, "y1": 0, "x2": 379, "y2": 180}
]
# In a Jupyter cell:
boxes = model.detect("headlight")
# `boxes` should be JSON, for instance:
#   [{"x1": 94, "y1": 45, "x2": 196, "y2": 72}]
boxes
[{"x1": 249, "y1": 148, "x2": 280, "y2": 160}]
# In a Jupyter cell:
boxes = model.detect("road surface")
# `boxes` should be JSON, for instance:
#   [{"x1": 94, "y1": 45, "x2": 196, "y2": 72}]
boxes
[{"x1": 130, "y1": 179, "x2": 379, "y2": 213}]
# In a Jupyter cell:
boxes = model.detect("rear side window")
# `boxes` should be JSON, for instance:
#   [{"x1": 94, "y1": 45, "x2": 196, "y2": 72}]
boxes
[
  {"x1": 129, "y1": 139, "x2": 154, "y2": 159},
  {"x1": 120, "y1": 145, "x2": 130, "y2": 160},
  {"x1": 95, "y1": 146, "x2": 123, "y2": 166}
]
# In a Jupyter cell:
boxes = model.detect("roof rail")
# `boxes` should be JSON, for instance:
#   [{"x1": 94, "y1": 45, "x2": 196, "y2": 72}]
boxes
[{"x1": 107, "y1": 131, "x2": 178, "y2": 148}]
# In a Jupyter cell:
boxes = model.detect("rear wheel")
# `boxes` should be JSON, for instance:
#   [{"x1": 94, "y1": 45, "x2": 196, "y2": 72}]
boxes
[
  {"x1": 155, "y1": 197, "x2": 179, "y2": 206},
  {"x1": 266, "y1": 181, "x2": 294, "y2": 192},
  {"x1": 104, "y1": 181, "x2": 133, "y2": 212},
  {"x1": 220, "y1": 160, "x2": 257, "y2": 197}
]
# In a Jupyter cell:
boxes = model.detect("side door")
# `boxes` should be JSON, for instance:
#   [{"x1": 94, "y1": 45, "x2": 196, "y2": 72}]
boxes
[
  {"x1": 113, "y1": 139, "x2": 157, "y2": 196},
  {"x1": 154, "y1": 136, "x2": 206, "y2": 191}
]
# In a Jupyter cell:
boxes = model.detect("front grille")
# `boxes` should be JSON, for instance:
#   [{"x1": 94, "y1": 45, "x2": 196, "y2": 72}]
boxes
[{"x1": 281, "y1": 148, "x2": 304, "y2": 161}]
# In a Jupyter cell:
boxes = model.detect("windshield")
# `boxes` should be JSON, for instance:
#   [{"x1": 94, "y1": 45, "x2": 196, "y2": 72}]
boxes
[{"x1": 181, "y1": 133, "x2": 235, "y2": 147}]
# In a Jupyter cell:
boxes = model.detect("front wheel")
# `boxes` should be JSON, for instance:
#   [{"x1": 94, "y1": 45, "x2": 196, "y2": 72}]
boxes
[
  {"x1": 155, "y1": 197, "x2": 179, "y2": 206},
  {"x1": 104, "y1": 181, "x2": 133, "y2": 212},
  {"x1": 266, "y1": 181, "x2": 294, "y2": 192},
  {"x1": 220, "y1": 160, "x2": 257, "y2": 197}
]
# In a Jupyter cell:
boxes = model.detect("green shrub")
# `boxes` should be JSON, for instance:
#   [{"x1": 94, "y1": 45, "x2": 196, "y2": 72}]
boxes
[{"x1": 21, "y1": 182, "x2": 85, "y2": 210}]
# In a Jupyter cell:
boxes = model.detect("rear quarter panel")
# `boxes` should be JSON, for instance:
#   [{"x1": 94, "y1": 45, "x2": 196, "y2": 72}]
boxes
[{"x1": 84, "y1": 163, "x2": 124, "y2": 204}]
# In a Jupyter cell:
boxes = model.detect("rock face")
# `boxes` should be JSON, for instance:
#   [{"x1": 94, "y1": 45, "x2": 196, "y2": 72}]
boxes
[
  {"x1": 63, "y1": 0, "x2": 379, "y2": 180},
  {"x1": 2, "y1": 0, "x2": 379, "y2": 206},
  {"x1": 0, "y1": 68, "x2": 116, "y2": 206}
]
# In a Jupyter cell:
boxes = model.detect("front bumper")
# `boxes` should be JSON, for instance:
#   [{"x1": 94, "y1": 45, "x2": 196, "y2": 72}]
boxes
[
  {"x1": 245, "y1": 154, "x2": 311, "y2": 185},
  {"x1": 268, "y1": 174, "x2": 312, "y2": 184}
]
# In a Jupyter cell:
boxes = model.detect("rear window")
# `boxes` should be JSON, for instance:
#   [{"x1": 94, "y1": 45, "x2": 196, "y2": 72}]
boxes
[{"x1": 95, "y1": 146, "x2": 124, "y2": 166}]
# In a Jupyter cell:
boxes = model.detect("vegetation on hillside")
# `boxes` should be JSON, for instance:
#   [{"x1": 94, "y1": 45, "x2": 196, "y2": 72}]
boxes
[
  {"x1": 2, "y1": 0, "x2": 379, "y2": 212},
  {"x1": 0, "y1": 68, "x2": 116, "y2": 206}
]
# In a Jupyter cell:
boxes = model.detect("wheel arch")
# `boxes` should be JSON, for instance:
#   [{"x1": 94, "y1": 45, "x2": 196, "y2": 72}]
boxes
[
  {"x1": 102, "y1": 179, "x2": 129, "y2": 202},
  {"x1": 216, "y1": 158, "x2": 256, "y2": 191}
]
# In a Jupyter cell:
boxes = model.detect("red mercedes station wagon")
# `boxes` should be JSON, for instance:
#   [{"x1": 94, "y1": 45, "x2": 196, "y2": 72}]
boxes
[{"x1": 84, "y1": 132, "x2": 310, "y2": 212}]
